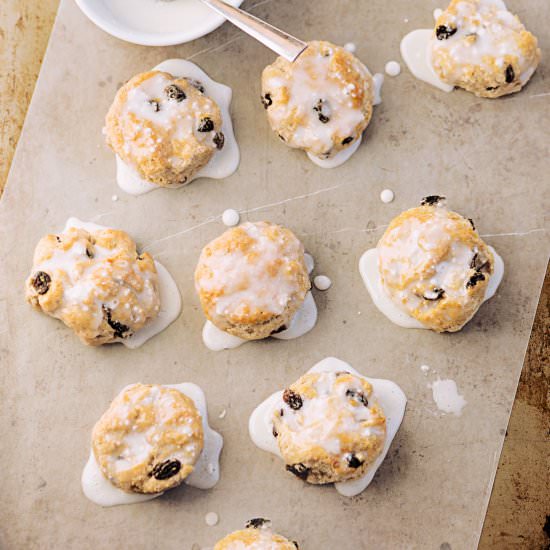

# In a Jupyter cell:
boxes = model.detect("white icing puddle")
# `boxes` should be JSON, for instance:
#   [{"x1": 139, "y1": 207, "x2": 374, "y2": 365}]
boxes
[
  {"x1": 307, "y1": 136, "x2": 361, "y2": 169},
  {"x1": 65, "y1": 217, "x2": 181, "y2": 347},
  {"x1": 400, "y1": 29, "x2": 454, "y2": 92},
  {"x1": 429, "y1": 379, "x2": 467, "y2": 416},
  {"x1": 82, "y1": 382, "x2": 223, "y2": 506},
  {"x1": 202, "y1": 253, "x2": 318, "y2": 351},
  {"x1": 358, "y1": 246, "x2": 504, "y2": 329},
  {"x1": 222, "y1": 208, "x2": 240, "y2": 227},
  {"x1": 248, "y1": 357, "x2": 407, "y2": 497},
  {"x1": 116, "y1": 58, "x2": 239, "y2": 195},
  {"x1": 202, "y1": 291, "x2": 318, "y2": 351}
]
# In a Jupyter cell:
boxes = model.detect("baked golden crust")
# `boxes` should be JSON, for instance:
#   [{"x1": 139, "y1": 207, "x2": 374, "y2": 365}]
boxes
[
  {"x1": 273, "y1": 371, "x2": 386, "y2": 484},
  {"x1": 25, "y1": 225, "x2": 160, "y2": 346},
  {"x1": 105, "y1": 71, "x2": 224, "y2": 186},
  {"x1": 261, "y1": 40, "x2": 373, "y2": 158},
  {"x1": 431, "y1": 0, "x2": 541, "y2": 98},
  {"x1": 378, "y1": 198, "x2": 494, "y2": 332},
  {"x1": 194, "y1": 221, "x2": 310, "y2": 340},
  {"x1": 214, "y1": 522, "x2": 298, "y2": 550},
  {"x1": 92, "y1": 384, "x2": 204, "y2": 494}
]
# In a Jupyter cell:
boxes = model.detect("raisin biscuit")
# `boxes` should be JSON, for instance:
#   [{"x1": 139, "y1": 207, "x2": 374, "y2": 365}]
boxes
[
  {"x1": 105, "y1": 71, "x2": 224, "y2": 187},
  {"x1": 378, "y1": 196, "x2": 494, "y2": 332},
  {"x1": 25, "y1": 226, "x2": 160, "y2": 345},
  {"x1": 195, "y1": 221, "x2": 310, "y2": 340},
  {"x1": 273, "y1": 371, "x2": 386, "y2": 485},
  {"x1": 431, "y1": 0, "x2": 541, "y2": 98},
  {"x1": 261, "y1": 40, "x2": 374, "y2": 159},
  {"x1": 92, "y1": 384, "x2": 204, "y2": 494},
  {"x1": 215, "y1": 519, "x2": 298, "y2": 550}
]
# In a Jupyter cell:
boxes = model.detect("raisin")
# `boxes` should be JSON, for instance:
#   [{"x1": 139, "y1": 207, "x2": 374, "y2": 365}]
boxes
[
  {"x1": 278, "y1": 134, "x2": 286, "y2": 142},
  {"x1": 32, "y1": 271, "x2": 51, "y2": 295},
  {"x1": 148, "y1": 99, "x2": 160, "y2": 112},
  {"x1": 346, "y1": 454, "x2": 364, "y2": 469},
  {"x1": 470, "y1": 253, "x2": 478, "y2": 269},
  {"x1": 505, "y1": 65, "x2": 515, "y2": 84},
  {"x1": 272, "y1": 425, "x2": 278, "y2": 438},
  {"x1": 313, "y1": 99, "x2": 330, "y2": 124},
  {"x1": 150, "y1": 459, "x2": 181, "y2": 480},
  {"x1": 342, "y1": 136, "x2": 354, "y2": 145},
  {"x1": 55, "y1": 236, "x2": 61, "y2": 243},
  {"x1": 280, "y1": 408, "x2": 284, "y2": 417},
  {"x1": 423, "y1": 288, "x2": 445, "y2": 301},
  {"x1": 85, "y1": 247, "x2": 94, "y2": 259},
  {"x1": 421, "y1": 195, "x2": 446, "y2": 206},
  {"x1": 164, "y1": 84, "x2": 186, "y2": 101},
  {"x1": 346, "y1": 389, "x2": 369, "y2": 407},
  {"x1": 213, "y1": 132, "x2": 225, "y2": 150},
  {"x1": 470, "y1": 253, "x2": 490, "y2": 273},
  {"x1": 102, "y1": 305, "x2": 130, "y2": 338},
  {"x1": 270, "y1": 324, "x2": 287, "y2": 335},
  {"x1": 246, "y1": 518, "x2": 271, "y2": 529},
  {"x1": 466, "y1": 271, "x2": 485, "y2": 289},
  {"x1": 468, "y1": 218, "x2": 476, "y2": 230},
  {"x1": 436, "y1": 25, "x2": 457, "y2": 40},
  {"x1": 336, "y1": 371, "x2": 351, "y2": 377},
  {"x1": 292, "y1": 542, "x2": 300, "y2": 549},
  {"x1": 286, "y1": 463, "x2": 310, "y2": 480},
  {"x1": 486, "y1": 86, "x2": 499, "y2": 91},
  {"x1": 185, "y1": 78, "x2": 205, "y2": 93},
  {"x1": 198, "y1": 117, "x2": 214, "y2": 132},
  {"x1": 261, "y1": 93, "x2": 273, "y2": 109},
  {"x1": 283, "y1": 389, "x2": 303, "y2": 410}
]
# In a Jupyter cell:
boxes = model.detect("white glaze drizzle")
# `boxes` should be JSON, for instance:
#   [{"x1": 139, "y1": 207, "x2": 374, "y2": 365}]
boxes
[
  {"x1": 81, "y1": 382, "x2": 223, "y2": 506},
  {"x1": 202, "y1": 291, "x2": 318, "y2": 350},
  {"x1": 116, "y1": 59, "x2": 239, "y2": 195},
  {"x1": 429, "y1": 379, "x2": 467, "y2": 416},
  {"x1": 248, "y1": 357, "x2": 407, "y2": 497},
  {"x1": 400, "y1": 29, "x2": 455, "y2": 92},
  {"x1": 358, "y1": 245, "x2": 504, "y2": 330},
  {"x1": 64, "y1": 218, "x2": 181, "y2": 347},
  {"x1": 385, "y1": 61, "x2": 401, "y2": 77}
]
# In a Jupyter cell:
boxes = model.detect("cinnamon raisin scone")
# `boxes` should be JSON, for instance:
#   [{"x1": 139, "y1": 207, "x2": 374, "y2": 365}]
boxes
[
  {"x1": 215, "y1": 518, "x2": 298, "y2": 550},
  {"x1": 431, "y1": 0, "x2": 541, "y2": 98},
  {"x1": 378, "y1": 196, "x2": 494, "y2": 332},
  {"x1": 92, "y1": 384, "x2": 204, "y2": 494},
  {"x1": 25, "y1": 225, "x2": 160, "y2": 345},
  {"x1": 105, "y1": 70, "x2": 224, "y2": 187},
  {"x1": 273, "y1": 371, "x2": 386, "y2": 484},
  {"x1": 261, "y1": 40, "x2": 374, "y2": 159},
  {"x1": 194, "y1": 221, "x2": 310, "y2": 340}
]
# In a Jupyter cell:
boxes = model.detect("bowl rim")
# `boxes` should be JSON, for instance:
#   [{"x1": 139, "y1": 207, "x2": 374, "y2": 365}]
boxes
[{"x1": 75, "y1": 0, "x2": 245, "y2": 47}]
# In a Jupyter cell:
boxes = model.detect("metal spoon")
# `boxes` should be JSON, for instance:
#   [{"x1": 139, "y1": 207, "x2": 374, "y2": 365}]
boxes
[{"x1": 199, "y1": 0, "x2": 308, "y2": 62}]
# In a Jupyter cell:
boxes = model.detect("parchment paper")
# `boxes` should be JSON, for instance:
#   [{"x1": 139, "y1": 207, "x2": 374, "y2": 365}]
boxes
[{"x1": 0, "y1": 0, "x2": 548, "y2": 548}]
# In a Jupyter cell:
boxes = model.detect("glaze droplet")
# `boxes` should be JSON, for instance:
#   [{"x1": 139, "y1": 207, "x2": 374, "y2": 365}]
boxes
[
  {"x1": 222, "y1": 209, "x2": 240, "y2": 227},
  {"x1": 313, "y1": 275, "x2": 332, "y2": 291},
  {"x1": 380, "y1": 189, "x2": 395, "y2": 203}
]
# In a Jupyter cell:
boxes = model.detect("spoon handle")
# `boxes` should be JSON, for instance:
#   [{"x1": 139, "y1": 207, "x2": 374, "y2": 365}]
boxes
[{"x1": 200, "y1": 0, "x2": 308, "y2": 62}]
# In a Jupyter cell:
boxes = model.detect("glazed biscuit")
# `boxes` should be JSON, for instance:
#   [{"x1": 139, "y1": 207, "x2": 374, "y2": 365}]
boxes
[
  {"x1": 431, "y1": 0, "x2": 541, "y2": 98},
  {"x1": 378, "y1": 196, "x2": 494, "y2": 332},
  {"x1": 261, "y1": 40, "x2": 374, "y2": 159},
  {"x1": 105, "y1": 71, "x2": 224, "y2": 186},
  {"x1": 273, "y1": 371, "x2": 386, "y2": 484},
  {"x1": 25, "y1": 226, "x2": 160, "y2": 345},
  {"x1": 195, "y1": 221, "x2": 310, "y2": 340},
  {"x1": 92, "y1": 384, "x2": 204, "y2": 494},
  {"x1": 215, "y1": 519, "x2": 298, "y2": 550}
]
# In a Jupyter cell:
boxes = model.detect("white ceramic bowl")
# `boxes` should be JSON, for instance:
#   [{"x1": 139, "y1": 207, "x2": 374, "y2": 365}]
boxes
[{"x1": 75, "y1": 0, "x2": 244, "y2": 46}]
